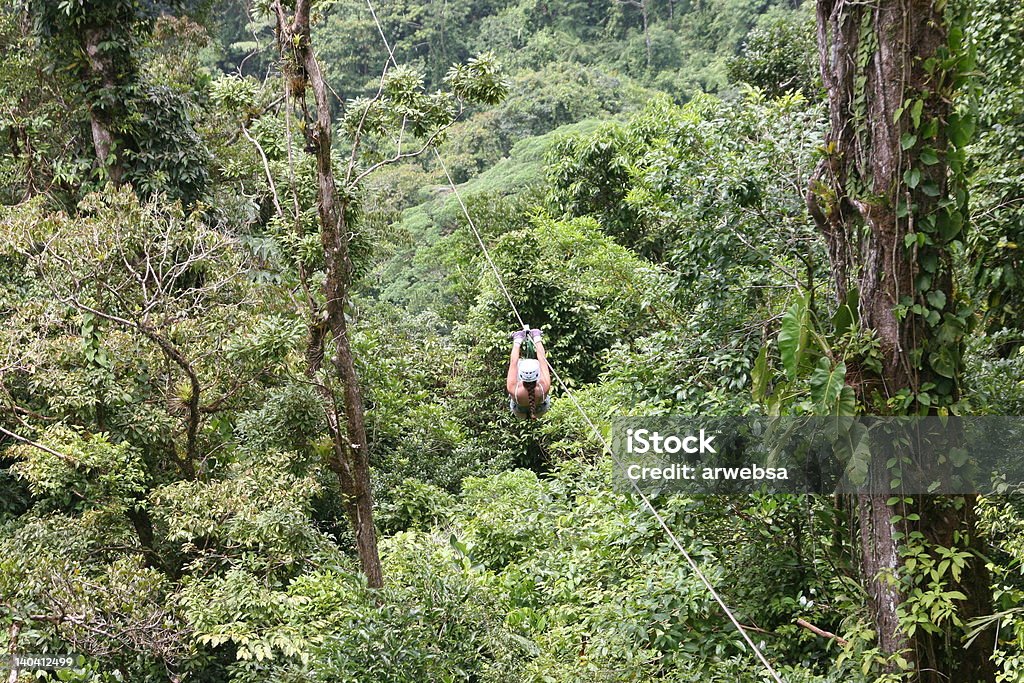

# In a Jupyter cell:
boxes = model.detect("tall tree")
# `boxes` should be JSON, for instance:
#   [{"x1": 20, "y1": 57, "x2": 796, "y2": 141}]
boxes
[
  {"x1": 29, "y1": 0, "x2": 143, "y2": 183},
  {"x1": 27, "y1": 1, "x2": 210, "y2": 201},
  {"x1": 808, "y1": 0, "x2": 993, "y2": 679},
  {"x1": 267, "y1": 0, "x2": 506, "y2": 588},
  {"x1": 270, "y1": 0, "x2": 384, "y2": 588}
]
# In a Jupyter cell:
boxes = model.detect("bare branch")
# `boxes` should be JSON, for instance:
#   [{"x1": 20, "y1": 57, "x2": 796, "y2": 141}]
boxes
[
  {"x1": 0, "y1": 425, "x2": 75, "y2": 464},
  {"x1": 350, "y1": 112, "x2": 461, "y2": 187},
  {"x1": 795, "y1": 618, "x2": 849, "y2": 646},
  {"x1": 241, "y1": 124, "x2": 284, "y2": 218},
  {"x1": 344, "y1": 55, "x2": 394, "y2": 186}
]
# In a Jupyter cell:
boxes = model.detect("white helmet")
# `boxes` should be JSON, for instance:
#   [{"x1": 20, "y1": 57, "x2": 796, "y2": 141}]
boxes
[{"x1": 518, "y1": 358, "x2": 541, "y2": 383}]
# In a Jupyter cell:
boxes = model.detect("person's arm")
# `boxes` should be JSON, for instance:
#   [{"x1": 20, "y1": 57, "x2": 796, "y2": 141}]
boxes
[
  {"x1": 506, "y1": 338, "x2": 522, "y2": 395},
  {"x1": 534, "y1": 337, "x2": 551, "y2": 396}
]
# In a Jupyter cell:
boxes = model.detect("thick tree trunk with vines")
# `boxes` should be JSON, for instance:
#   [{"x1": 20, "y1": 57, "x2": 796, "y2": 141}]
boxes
[
  {"x1": 273, "y1": 0, "x2": 383, "y2": 588},
  {"x1": 809, "y1": 0, "x2": 993, "y2": 679}
]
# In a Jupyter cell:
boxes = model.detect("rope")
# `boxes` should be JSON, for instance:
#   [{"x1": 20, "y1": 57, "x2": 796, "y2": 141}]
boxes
[
  {"x1": 360, "y1": 4, "x2": 783, "y2": 680},
  {"x1": 544, "y1": 361, "x2": 784, "y2": 682}
]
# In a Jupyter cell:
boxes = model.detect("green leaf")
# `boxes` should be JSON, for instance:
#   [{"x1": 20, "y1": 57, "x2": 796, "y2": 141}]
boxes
[
  {"x1": 948, "y1": 112, "x2": 976, "y2": 147},
  {"x1": 905, "y1": 167, "x2": 922, "y2": 189},
  {"x1": 810, "y1": 358, "x2": 847, "y2": 413},
  {"x1": 936, "y1": 210, "x2": 963, "y2": 241},
  {"x1": 839, "y1": 421, "x2": 870, "y2": 481},
  {"x1": 926, "y1": 290, "x2": 946, "y2": 309},
  {"x1": 920, "y1": 251, "x2": 938, "y2": 273},
  {"x1": 831, "y1": 286, "x2": 858, "y2": 336},
  {"x1": 921, "y1": 117, "x2": 939, "y2": 139},
  {"x1": 778, "y1": 294, "x2": 809, "y2": 381},
  {"x1": 911, "y1": 99, "x2": 924, "y2": 128},
  {"x1": 929, "y1": 346, "x2": 958, "y2": 378},
  {"x1": 836, "y1": 386, "x2": 857, "y2": 416}
]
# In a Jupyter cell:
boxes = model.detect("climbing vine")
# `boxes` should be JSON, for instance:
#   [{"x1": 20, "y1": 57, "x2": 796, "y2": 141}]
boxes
[{"x1": 891, "y1": 9, "x2": 979, "y2": 415}]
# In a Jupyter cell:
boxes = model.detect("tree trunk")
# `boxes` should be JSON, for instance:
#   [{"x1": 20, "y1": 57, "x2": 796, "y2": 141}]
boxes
[
  {"x1": 82, "y1": 27, "x2": 124, "y2": 185},
  {"x1": 641, "y1": 0, "x2": 651, "y2": 69},
  {"x1": 858, "y1": 467, "x2": 907, "y2": 658},
  {"x1": 272, "y1": 0, "x2": 383, "y2": 588},
  {"x1": 619, "y1": 0, "x2": 652, "y2": 68},
  {"x1": 809, "y1": 0, "x2": 994, "y2": 679}
]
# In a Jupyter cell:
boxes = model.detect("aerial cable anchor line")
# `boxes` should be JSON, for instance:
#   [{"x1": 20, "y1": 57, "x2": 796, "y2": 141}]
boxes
[{"x1": 360, "y1": 3, "x2": 784, "y2": 680}]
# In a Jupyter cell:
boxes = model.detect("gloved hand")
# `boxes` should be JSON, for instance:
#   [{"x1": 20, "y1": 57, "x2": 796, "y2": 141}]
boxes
[
  {"x1": 529, "y1": 328, "x2": 543, "y2": 341},
  {"x1": 511, "y1": 330, "x2": 528, "y2": 344}
]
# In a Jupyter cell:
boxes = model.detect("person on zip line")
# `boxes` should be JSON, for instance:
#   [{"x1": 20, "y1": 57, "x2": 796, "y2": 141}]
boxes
[{"x1": 507, "y1": 328, "x2": 551, "y2": 419}]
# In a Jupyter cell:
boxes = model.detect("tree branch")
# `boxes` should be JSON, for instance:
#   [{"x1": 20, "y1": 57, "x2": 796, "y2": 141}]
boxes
[
  {"x1": 0, "y1": 425, "x2": 76, "y2": 465},
  {"x1": 795, "y1": 618, "x2": 848, "y2": 646}
]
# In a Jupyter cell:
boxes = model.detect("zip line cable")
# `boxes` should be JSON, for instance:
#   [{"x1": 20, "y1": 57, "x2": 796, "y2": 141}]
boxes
[
  {"x1": 434, "y1": 152, "x2": 529, "y2": 330},
  {"x1": 360, "y1": 5, "x2": 783, "y2": 680},
  {"x1": 362, "y1": 0, "x2": 529, "y2": 330}
]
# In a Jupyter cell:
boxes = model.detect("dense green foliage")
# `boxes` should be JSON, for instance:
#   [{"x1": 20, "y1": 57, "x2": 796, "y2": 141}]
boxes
[
  {"x1": 965, "y1": 0, "x2": 1024, "y2": 341},
  {"x1": 2, "y1": 0, "x2": 1024, "y2": 681}
]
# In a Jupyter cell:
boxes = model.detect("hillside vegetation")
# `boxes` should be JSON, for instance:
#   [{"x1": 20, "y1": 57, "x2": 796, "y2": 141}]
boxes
[{"x1": 2, "y1": 0, "x2": 1024, "y2": 681}]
